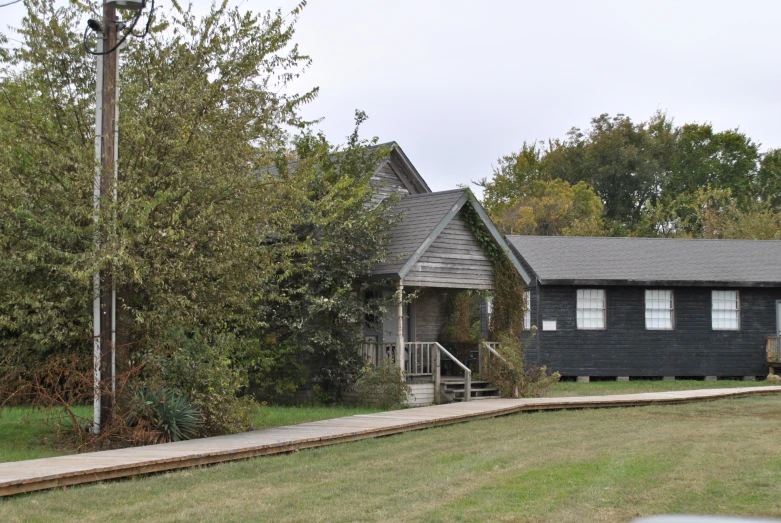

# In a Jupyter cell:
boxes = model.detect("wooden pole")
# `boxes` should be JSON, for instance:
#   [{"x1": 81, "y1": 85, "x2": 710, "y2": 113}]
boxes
[
  {"x1": 99, "y1": 0, "x2": 118, "y2": 427},
  {"x1": 397, "y1": 280, "x2": 404, "y2": 376},
  {"x1": 434, "y1": 345, "x2": 440, "y2": 404}
]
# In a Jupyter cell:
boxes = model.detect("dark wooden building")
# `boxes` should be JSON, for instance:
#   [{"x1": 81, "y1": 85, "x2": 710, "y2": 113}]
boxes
[{"x1": 506, "y1": 236, "x2": 781, "y2": 379}]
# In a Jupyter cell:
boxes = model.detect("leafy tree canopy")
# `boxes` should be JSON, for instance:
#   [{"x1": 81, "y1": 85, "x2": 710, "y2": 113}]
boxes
[
  {"x1": 0, "y1": 0, "x2": 397, "y2": 428},
  {"x1": 478, "y1": 111, "x2": 781, "y2": 238}
]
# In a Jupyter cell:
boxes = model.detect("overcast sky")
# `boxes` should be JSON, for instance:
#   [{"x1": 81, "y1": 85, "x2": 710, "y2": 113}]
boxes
[{"x1": 3, "y1": 1, "x2": 781, "y2": 195}]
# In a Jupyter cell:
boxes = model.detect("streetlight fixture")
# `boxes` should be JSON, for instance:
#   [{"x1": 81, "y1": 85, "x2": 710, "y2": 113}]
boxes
[{"x1": 106, "y1": 0, "x2": 145, "y2": 10}]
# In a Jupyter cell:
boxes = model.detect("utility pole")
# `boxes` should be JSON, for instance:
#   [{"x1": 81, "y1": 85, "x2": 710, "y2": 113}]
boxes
[
  {"x1": 88, "y1": 0, "x2": 148, "y2": 436},
  {"x1": 92, "y1": 1, "x2": 119, "y2": 435},
  {"x1": 99, "y1": 0, "x2": 118, "y2": 429},
  {"x1": 92, "y1": 29, "x2": 103, "y2": 436}
]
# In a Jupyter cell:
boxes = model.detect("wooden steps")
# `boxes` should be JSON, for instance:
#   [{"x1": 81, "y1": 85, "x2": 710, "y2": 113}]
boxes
[
  {"x1": 442, "y1": 378, "x2": 500, "y2": 401},
  {"x1": 1, "y1": 385, "x2": 780, "y2": 497}
]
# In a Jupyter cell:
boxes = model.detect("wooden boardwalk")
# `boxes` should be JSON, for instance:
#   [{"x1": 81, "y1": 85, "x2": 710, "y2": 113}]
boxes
[{"x1": 1, "y1": 385, "x2": 780, "y2": 497}]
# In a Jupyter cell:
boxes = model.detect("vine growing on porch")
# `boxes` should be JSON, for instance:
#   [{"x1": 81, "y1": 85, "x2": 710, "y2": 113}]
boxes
[
  {"x1": 460, "y1": 193, "x2": 560, "y2": 397},
  {"x1": 460, "y1": 194, "x2": 526, "y2": 338}
]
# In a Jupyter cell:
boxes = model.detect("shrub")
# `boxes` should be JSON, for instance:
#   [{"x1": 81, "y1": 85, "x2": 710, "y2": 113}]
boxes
[
  {"x1": 124, "y1": 385, "x2": 201, "y2": 444},
  {"x1": 353, "y1": 360, "x2": 411, "y2": 409},
  {"x1": 485, "y1": 330, "x2": 560, "y2": 398},
  {"x1": 153, "y1": 330, "x2": 257, "y2": 437}
]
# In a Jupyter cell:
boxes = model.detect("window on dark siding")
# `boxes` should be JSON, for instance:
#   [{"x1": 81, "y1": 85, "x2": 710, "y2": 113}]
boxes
[
  {"x1": 645, "y1": 290, "x2": 674, "y2": 330},
  {"x1": 712, "y1": 290, "x2": 740, "y2": 330},
  {"x1": 577, "y1": 289, "x2": 605, "y2": 329},
  {"x1": 522, "y1": 290, "x2": 531, "y2": 330}
]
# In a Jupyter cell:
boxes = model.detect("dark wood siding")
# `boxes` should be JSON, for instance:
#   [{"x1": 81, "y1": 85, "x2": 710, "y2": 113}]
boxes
[
  {"x1": 405, "y1": 210, "x2": 494, "y2": 289},
  {"x1": 369, "y1": 163, "x2": 410, "y2": 206},
  {"x1": 535, "y1": 285, "x2": 779, "y2": 377}
]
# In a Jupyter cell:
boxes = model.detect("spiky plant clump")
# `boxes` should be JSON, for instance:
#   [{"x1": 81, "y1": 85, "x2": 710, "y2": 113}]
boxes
[{"x1": 126, "y1": 386, "x2": 201, "y2": 444}]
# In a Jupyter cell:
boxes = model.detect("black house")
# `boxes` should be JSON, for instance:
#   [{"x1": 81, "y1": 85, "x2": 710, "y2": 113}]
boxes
[{"x1": 506, "y1": 236, "x2": 781, "y2": 379}]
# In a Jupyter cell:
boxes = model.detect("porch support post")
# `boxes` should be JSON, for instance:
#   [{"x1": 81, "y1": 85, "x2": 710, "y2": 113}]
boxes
[
  {"x1": 434, "y1": 345, "x2": 440, "y2": 404},
  {"x1": 397, "y1": 280, "x2": 405, "y2": 376}
]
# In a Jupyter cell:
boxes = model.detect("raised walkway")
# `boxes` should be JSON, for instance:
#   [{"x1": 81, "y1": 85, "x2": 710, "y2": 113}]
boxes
[{"x1": 2, "y1": 385, "x2": 780, "y2": 497}]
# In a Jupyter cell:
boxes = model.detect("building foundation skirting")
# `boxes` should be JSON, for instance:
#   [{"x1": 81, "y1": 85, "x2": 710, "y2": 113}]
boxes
[
  {"x1": 662, "y1": 376, "x2": 675, "y2": 381},
  {"x1": 616, "y1": 376, "x2": 629, "y2": 382},
  {"x1": 705, "y1": 376, "x2": 718, "y2": 381},
  {"x1": 742, "y1": 376, "x2": 756, "y2": 381},
  {"x1": 576, "y1": 376, "x2": 590, "y2": 383}
]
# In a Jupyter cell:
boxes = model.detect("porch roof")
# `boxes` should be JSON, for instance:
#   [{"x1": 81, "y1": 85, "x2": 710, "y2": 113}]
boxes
[{"x1": 372, "y1": 189, "x2": 530, "y2": 285}]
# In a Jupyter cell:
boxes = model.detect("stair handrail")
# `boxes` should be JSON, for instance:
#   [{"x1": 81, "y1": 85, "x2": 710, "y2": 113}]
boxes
[
  {"x1": 480, "y1": 341, "x2": 508, "y2": 379},
  {"x1": 482, "y1": 341, "x2": 523, "y2": 398},
  {"x1": 482, "y1": 341, "x2": 508, "y2": 364},
  {"x1": 433, "y1": 342, "x2": 471, "y2": 403}
]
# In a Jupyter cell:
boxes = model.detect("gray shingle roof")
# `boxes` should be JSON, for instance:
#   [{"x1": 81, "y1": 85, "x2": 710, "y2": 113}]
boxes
[
  {"x1": 260, "y1": 142, "x2": 431, "y2": 194},
  {"x1": 506, "y1": 235, "x2": 781, "y2": 287},
  {"x1": 372, "y1": 190, "x2": 467, "y2": 277}
]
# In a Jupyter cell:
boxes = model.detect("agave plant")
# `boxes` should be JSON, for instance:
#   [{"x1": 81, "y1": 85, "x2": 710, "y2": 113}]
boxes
[{"x1": 126, "y1": 385, "x2": 202, "y2": 443}]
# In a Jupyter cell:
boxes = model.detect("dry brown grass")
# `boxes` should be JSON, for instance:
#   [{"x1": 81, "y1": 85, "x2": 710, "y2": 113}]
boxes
[{"x1": 1, "y1": 394, "x2": 780, "y2": 522}]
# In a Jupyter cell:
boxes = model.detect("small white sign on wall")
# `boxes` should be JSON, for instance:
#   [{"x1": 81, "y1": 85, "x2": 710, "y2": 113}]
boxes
[{"x1": 542, "y1": 320, "x2": 557, "y2": 331}]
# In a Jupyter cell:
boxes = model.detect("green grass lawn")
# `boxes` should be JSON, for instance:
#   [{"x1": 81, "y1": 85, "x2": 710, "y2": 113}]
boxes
[
  {"x1": 0, "y1": 380, "x2": 774, "y2": 464},
  {"x1": 0, "y1": 404, "x2": 385, "y2": 464},
  {"x1": 0, "y1": 406, "x2": 90, "y2": 463},
  {"x1": 546, "y1": 378, "x2": 772, "y2": 397},
  {"x1": 2, "y1": 393, "x2": 781, "y2": 522}
]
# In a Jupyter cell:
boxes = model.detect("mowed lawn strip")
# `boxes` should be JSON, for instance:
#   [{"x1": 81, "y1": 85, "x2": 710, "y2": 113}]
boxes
[
  {"x1": 0, "y1": 380, "x2": 774, "y2": 463},
  {"x1": 1, "y1": 394, "x2": 780, "y2": 522},
  {"x1": 0, "y1": 404, "x2": 385, "y2": 464},
  {"x1": 0, "y1": 406, "x2": 90, "y2": 464},
  {"x1": 546, "y1": 378, "x2": 773, "y2": 397}
]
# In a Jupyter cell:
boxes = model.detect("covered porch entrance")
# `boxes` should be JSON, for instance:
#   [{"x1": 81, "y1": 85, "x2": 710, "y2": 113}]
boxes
[
  {"x1": 363, "y1": 188, "x2": 531, "y2": 405},
  {"x1": 360, "y1": 286, "x2": 506, "y2": 405}
]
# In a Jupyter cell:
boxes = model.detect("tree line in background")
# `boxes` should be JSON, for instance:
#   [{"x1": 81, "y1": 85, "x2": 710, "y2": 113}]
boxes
[
  {"x1": 0, "y1": 0, "x2": 397, "y2": 443},
  {"x1": 478, "y1": 112, "x2": 781, "y2": 239}
]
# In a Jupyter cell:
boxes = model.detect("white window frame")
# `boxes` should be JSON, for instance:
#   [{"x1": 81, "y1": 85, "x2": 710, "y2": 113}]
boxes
[
  {"x1": 712, "y1": 290, "x2": 740, "y2": 331},
  {"x1": 645, "y1": 289, "x2": 674, "y2": 331},
  {"x1": 576, "y1": 289, "x2": 606, "y2": 330},
  {"x1": 522, "y1": 289, "x2": 531, "y2": 330}
]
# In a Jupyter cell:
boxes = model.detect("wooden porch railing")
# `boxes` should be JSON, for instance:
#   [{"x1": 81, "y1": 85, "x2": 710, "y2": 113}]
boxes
[
  {"x1": 432, "y1": 342, "x2": 471, "y2": 404},
  {"x1": 406, "y1": 342, "x2": 436, "y2": 376},
  {"x1": 360, "y1": 342, "x2": 437, "y2": 377},
  {"x1": 359, "y1": 341, "x2": 472, "y2": 402},
  {"x1": 359, "y1": 341, "x2": 396, "y2": 367},
  {"x1": 479, "y1": 341, "x2": 507, "y2": 377},
  {"x1": 768, "y1": 336, "x2": 781, "y2": 363}
]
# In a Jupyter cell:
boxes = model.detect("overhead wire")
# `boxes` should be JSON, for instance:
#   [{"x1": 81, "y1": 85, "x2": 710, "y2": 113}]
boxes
[{"x1": 82, "y1": 0, "x2": 155, "y2": 56}]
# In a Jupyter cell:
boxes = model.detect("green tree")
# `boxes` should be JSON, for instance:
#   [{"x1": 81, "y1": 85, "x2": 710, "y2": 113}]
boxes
[
  {"x1": 490, "y1": 179, "x2": 604, "y2": 236},
  {"x1": 758, "y1": 148, "x2": 781, "y2": 209},
  {"x1": 480, "y1": 111, "x2": 779, "y2": 236},
  {"x1": 544, "y1": 112, "x2": 676, "y2": 228},
  {"x1": 638, "y1": 186, "x2": 781, "y2": 240},
  {"x1": 247, "y1": 124, "x2": 400, "y2": 397},
  {"x1": 0, "y1": 0, "x2": 396, "y2": 429},
  {"x1": 665, "y1": 124, "x2": 761, "y2": 205}
]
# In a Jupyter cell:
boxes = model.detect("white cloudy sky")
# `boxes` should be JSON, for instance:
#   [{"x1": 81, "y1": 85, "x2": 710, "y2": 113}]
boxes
[{"x1": 3, "y1": 0, "x2": 781, "y2": 195}]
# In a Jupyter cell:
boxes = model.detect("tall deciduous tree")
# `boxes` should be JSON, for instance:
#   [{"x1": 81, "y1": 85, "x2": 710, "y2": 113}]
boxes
[{"x1": 0, "y1": 1, "x2": 396, "y2": 424}]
